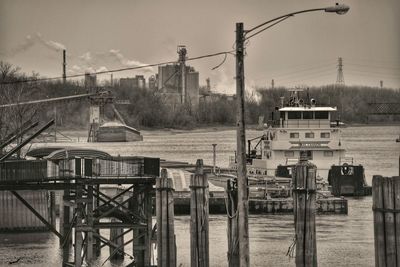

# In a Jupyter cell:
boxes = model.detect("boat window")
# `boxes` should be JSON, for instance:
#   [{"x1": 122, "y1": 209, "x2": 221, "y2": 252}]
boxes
[
  {"x1": 321, "y1": 132, "x2": 330, "y2": 138},
  {"x1": 290, "y1": 132, "x2": 299, "y2": 138},
  {"x1": 302, "y1": 111, "x2": 313, "y2": 119},
  {"x1": 324, "y1": 151, "x2": 333, "y2": 157},
  {"x1": 305, "y1": 132, "x2": 315, "y2": 138},
  {"x1": 280, "y1": 111, "x2": 285, "y2": 119},
  {"x1": 284, "y1": 151, "x2": 294, "y2": 157},
  {"x1": 288, "y1": 111, "x2": 301, "y2": 119},
  {"x1": 315, "y1": 111, "x2": 329, "y2": 119},
  {"x1": 300, "y1": 150, "x2": 313, "y2": 160}
]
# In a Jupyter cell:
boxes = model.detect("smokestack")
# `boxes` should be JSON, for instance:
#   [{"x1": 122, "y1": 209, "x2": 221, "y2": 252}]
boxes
[
  {"x1": 178, "y1": 45, "x2": 187, "y2": 104},
  {"x1": 62, "y1": 49, "x2": 66, "y2": 84}
]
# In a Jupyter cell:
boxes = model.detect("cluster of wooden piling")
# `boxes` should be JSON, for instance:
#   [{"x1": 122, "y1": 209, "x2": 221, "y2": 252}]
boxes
[
  {"x1": 156, "y1": 159, "x2": 210, "y2": 267},
  {"x1": 373, "y1": 175, "x2": 400, "y2": 267}
]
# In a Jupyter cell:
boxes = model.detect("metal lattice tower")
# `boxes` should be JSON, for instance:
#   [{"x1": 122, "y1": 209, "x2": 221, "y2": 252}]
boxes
[{"x1": 336, "y1": 57, "x2": 345, "y2": 86}]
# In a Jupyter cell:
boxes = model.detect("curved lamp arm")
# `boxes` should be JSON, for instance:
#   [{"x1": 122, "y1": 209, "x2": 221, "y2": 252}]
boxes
[{"x1": 245, "y1": 3, "x2": 350, "y2": 35}]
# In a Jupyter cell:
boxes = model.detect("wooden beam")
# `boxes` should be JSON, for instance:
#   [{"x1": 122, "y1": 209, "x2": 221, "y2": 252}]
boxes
[{"x1": 11, "y1": 190, "x2": 63, "y2": 239}]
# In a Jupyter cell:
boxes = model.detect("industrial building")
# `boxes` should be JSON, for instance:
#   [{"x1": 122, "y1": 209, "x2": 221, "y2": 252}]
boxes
[
  {"x1": 119, "y1": 75, "x2": 146, "y2": 89},
  {"x1": 157, "y1": 64, "x2": 199, "y2": 108}
]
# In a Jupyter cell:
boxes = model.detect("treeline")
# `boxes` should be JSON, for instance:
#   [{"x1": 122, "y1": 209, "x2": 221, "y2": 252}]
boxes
[{"x1": 1, "y1": 61, "x2": 400, "y2": 141}]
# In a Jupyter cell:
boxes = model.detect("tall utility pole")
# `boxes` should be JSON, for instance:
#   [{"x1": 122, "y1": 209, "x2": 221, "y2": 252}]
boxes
[
  {"x1": 336, "y1": 57, "x2": 345, "y2": 86},
  {"x1": 178, "y1": 45, "x2": 187, "y2": 104},
  {"x1": 62, "y1": 49, "x2": 66, "y2": 84},
  {"x1": 231, "y1": 5, "x2": 349, "y2": 267},
  {"x1": 235, "y1": 22, "x2": 250, "y2": 267}
]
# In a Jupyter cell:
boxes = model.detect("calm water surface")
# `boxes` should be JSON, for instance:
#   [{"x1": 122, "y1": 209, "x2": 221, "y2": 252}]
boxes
[{"x1": 0, "y1": 125, "x2": 399, "y2": 266}]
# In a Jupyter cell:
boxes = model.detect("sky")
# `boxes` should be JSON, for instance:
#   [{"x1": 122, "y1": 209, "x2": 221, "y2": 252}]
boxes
[{"x1": 0, "y1": 0, "x2": 399, "y2": 93}]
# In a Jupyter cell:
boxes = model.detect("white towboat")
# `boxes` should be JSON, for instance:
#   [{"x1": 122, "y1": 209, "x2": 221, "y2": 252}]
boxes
[{"x1": 218, "y1": 89, "x2": 371, "y2": 197}]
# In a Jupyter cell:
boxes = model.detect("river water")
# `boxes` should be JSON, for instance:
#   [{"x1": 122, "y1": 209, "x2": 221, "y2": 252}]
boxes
[{"x1": 0, "y1": 125, "x2": 399, "y2": 266}]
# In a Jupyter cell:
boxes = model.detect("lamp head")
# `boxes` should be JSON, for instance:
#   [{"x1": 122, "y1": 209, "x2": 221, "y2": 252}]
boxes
[{"x1": 325, "y1": 3, "x2": 350, "y2": 15}]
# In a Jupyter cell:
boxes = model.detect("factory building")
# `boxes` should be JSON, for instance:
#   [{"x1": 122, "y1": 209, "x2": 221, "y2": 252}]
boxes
[
  {"x1": 157, "y1": 64, "x2": 199, "y2": 108},
  {"x1": 119, "y1": 75, "x2": 146, "y2": 89}
]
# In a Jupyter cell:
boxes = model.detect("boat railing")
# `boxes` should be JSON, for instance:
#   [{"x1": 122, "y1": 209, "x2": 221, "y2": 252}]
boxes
[
  {"x1": 339, "y1": 157, "x2": 354, "y2": 165},
  {"x1": 280, "y1": 119, "x2": 330, "y2": 128}
]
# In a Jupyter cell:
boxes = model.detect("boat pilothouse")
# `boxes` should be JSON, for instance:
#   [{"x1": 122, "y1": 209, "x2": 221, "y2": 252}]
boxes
[{"x1": 236, "y1": 89, "x2": 346, "y2": 181}]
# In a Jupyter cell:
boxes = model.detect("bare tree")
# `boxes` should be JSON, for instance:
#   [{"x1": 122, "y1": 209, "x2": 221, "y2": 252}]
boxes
[{"x1": 0, "y1": 61, "x2": 40, "y2": 157}]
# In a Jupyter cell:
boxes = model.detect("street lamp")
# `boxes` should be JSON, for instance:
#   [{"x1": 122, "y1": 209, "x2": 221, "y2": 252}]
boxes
[{"x1": 234, "y1": 3, "x2": 349, "y2": 267}]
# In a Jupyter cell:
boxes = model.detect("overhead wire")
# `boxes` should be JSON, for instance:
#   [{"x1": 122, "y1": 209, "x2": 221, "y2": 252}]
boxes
[
  {"x1": 0, "y1": 50, "x2": 236, "y2": 85},
  {"x1": 244, "y1": 15, "x2": 293, "y2": 41}
]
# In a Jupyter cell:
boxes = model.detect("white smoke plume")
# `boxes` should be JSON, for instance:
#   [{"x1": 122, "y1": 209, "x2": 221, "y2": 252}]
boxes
[
  {"x1": 1, "y1": 33, "x2": 66, "y2": 56},
  {"x1": 67, "y1": 64, "x2": 108, "y2": 75},
  {"x1": 109, "y1": 49, "x2": 154, "y2": 72},
  {"x1": 36, "y1": 33, "x2": 66, "y2": 51}
]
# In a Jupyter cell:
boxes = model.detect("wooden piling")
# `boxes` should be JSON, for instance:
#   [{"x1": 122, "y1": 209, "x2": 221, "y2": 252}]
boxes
[
  {"x1": 86, "y1": 185, "x2": 94, "y2": 261},
  {"x1": 94, "y1": 185, "x2": 101, "y2": 256},
  {"x1": 61, "y1": 189, "x2": 72, "y2": 263},
  {"x1": 74, "y1": 183, "x2": 84, "y2": 267},
  {"x1": 373, "y1": 175, "x2": 400, "y2": 267},
  {"x1": 49, "y1": 191, "x2": 56, "y2": 227},
  {"x1": 226, "y1": 179, "x2": 239, "y2": 267},
  {"x1": 292, "y1": 160, "x2": 317, "y2": 267},
  {"x1": 156, "y1": 168, "x2": 176, "y2": 267},
  {"x1": 190, "y1": 159, "x2": 209, "y2": 267},
  {"x1": 109, "y1": 218, "x2": 124, "y2": 260}
]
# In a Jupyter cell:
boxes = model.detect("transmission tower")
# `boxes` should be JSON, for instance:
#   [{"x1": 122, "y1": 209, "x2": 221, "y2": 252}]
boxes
[{"x1": 336, "y1": 57, "x2": 345, "y2": 86}]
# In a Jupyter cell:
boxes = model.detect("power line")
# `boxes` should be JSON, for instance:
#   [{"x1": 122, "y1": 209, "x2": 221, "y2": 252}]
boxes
[
  {"x1": 0, "y1": 50, "x2": 235, "y2": 85},
  {"x1": 346, "y1": 62, "x2": 400, "y2": 71},
  {"x1": 271, "y1": 63, "x2": 335, "y2": 79}
]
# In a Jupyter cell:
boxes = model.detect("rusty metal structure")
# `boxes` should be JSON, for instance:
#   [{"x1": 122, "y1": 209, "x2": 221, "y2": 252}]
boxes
[{"x1": 0, "y1": 137, "x2": 160, "y2": 266}]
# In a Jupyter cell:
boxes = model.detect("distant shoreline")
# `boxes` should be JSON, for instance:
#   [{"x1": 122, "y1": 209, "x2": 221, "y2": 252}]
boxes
[{"x1": 59, "y1": 122, "x2": 400, "y2": 135}]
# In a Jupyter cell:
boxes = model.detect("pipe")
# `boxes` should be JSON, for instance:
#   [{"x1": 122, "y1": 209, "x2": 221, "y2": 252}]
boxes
[{"x1": 0, "y1": 119, "x2": 54, "y2": 162}]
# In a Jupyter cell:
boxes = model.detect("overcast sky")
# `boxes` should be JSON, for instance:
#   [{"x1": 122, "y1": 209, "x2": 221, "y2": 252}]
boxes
[{"x1": 1, "y1": 0, "x2": 399, "y2": 93}]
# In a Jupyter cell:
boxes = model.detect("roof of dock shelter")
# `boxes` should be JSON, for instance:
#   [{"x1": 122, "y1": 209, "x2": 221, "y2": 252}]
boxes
[
  {"x1": 26, "y1": 147, "x2": 112, "y2": 160},
  {"x1": 279, "y1": 107, "x2": 337, "y2": 111}
]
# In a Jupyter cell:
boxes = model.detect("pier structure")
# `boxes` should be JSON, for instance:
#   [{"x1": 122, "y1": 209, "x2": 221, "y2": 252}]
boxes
[{"x1": 0, "y1": 147, "x2": 160, "y2": 267}]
